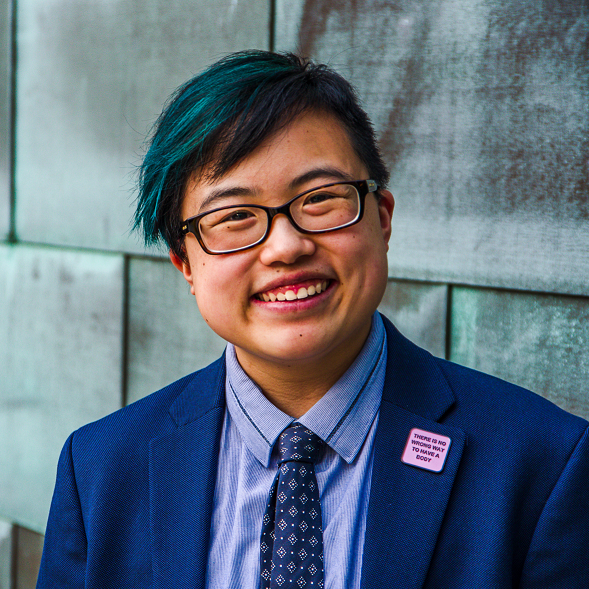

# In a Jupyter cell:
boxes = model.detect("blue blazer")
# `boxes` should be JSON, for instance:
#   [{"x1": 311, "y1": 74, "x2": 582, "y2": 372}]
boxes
[{"x1": 37, "y1": 316, "x2": 589, "y2": 588}]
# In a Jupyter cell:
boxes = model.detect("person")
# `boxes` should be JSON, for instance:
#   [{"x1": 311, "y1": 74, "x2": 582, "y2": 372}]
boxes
[{"x1": 37, "y1": 50, "x2": 589, "y2": 589}]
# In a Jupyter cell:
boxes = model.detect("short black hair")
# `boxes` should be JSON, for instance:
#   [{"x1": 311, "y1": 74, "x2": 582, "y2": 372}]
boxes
[{"x1": 135, "y1": 50, "x2": 390, "y2": 259}]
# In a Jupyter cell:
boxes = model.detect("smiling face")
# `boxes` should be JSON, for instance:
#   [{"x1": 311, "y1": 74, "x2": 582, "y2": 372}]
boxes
[{"x1": 172, "y1": 110, "x2": 394, "y2": 392}]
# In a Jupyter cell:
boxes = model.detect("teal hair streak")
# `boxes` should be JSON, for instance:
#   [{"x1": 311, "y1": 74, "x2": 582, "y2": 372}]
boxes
[{"x1": 134, "y1": 52, "x2": 298, "y2": 253}]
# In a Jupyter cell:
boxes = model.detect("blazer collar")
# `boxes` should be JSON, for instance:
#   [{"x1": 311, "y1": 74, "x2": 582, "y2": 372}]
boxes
[
  {"x1": 380, "y1": 314, "x2": 455, "y2": 421},
  {"x1": 361, "y1": 316, "x2": 465, "y2": 589},
  {"x1": 168, "y1": 354, "x2": 227, "y2": 426}
]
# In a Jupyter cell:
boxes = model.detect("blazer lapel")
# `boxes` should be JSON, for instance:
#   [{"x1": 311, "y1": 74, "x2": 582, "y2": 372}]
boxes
[
  {"x1": 149, "y1": 358, "x2": 226, "y2": 589},
  {"x1": 362, "y1": 318, "x2": 466, "y2": 589}
]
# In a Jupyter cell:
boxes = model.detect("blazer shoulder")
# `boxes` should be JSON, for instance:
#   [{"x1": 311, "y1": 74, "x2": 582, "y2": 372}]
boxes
[
  {"x1": 434, "y1": 355, "x2": 588, "y2": 446},
  {"x1": 69, "y1": 355, "x2": 226, "y2": 461}
]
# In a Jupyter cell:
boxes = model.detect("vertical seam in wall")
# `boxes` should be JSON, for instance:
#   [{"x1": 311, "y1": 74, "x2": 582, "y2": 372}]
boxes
[
  {"x1": 121, "y1": 254, "x2": 130, "y2": 408},
  {"x1": 445, "y1": 283, "x2": 453, "y2": 361},
  {"x1": 8, "y1": 0, "x2": 17, "y2": 243},
  {"x1": 268, "y1": 0, "x2": 276, "y2": 52}
]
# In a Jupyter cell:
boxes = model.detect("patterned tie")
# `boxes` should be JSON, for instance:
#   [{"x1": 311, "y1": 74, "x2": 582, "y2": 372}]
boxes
[{"x1": 260, "y1": 423, "x2": 325, "y2": 589}]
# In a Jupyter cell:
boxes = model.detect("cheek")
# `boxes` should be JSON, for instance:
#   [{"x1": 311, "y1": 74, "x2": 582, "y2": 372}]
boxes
[
  {"x1": 191, "y1": 256, "x2": 251, "y2": 321},
  {"x1": 193, "y1": 281, "x2": 235, "y2": 336},
  {"x1": 347, "y1": 232, "x2": 389, "y2": 302},
  {"x1": 328, "y1": 223, "x2": 388, "y2": 274}
]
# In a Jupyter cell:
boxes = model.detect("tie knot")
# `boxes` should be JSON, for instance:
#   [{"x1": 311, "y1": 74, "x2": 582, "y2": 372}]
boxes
[{"x1": 278, "y1": 423, "x2": 323, "y2": 464}]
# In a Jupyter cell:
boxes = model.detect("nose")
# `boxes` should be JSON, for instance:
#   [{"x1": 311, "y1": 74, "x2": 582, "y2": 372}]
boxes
[{"x1": 258, "y1": 214, "x2": 316, "y2": 266}]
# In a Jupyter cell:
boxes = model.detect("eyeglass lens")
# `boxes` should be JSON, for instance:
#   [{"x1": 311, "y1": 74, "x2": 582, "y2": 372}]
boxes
[{"x1": 198, "y1": 183, "x2": 361, "y2": 253}]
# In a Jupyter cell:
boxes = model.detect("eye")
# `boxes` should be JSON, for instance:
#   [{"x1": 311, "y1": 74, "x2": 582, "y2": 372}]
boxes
[
  {"x1": 200, "y1": 207, "x2": 262, "y2": 232},
  {"x1": 303, "y1": 190, "x2": 340, "y2": 205},
  {"x1": 219, "y1": 209, "x2": 254, "y2": 223}
]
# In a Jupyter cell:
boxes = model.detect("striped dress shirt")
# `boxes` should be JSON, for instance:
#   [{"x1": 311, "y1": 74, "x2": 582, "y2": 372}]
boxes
[{"x1": 205, "y1": 312, "x2": 387, "y2": 589}]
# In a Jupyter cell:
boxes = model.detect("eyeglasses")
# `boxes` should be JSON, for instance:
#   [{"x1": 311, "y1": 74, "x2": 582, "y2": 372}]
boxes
[{"x1": 180, "y1": 179, "x2": 379, "y2": 255}]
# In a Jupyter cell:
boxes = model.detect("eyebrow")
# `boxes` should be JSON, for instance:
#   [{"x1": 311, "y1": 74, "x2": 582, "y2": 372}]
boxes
[
  {"x1": 197, "y1": 166, "x2": 356, "y2": 213},
  {"x1": 198, "y1": 186, "x2": 256, "y2": 213},
  {"x1": 288, "y1": 167, "x2": 355, "y2": 190}
]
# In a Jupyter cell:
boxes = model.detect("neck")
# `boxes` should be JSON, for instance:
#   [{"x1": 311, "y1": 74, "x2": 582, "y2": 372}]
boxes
[{"x1": 234, "y1": 323, "x2": 371, "y2": 418}]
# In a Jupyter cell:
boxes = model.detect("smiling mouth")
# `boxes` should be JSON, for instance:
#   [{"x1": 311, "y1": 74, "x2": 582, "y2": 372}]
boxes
[{"x1": 256, "y1": 280, "x2": 330, "y2": 302}]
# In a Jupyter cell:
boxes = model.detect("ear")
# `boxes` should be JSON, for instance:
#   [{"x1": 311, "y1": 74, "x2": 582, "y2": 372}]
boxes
[
  {"x1": 169, "y1": 250, "x2": 196, "y2": 295},
  {"x1": 377, "y1": 189, "x2": 395, "y2": 246}
]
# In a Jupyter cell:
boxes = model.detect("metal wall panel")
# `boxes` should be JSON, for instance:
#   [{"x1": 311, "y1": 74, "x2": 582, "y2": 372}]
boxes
[
  {"x1": 127, "y1": 256, "x2": 226, "y2": 405},
  {"x1": 16, "y1": 0, "x2": 269, "y2": 253},
  {"x1": 0, "y1": 520, "x2": 11, "y2": 589},
  {"x1": 378, "y1": 280, "x2": 447, "y2": 358},
  {"x1": 276, "y1": 0, "x2": 589, "y2": 295},
  {"x1": 450, "y1": 287, "x2": 589, "y2": 420},
  {"x1": 0, "y1": 0, "x2": 10, "y2": 240},
  {"x1": 0, "y1": 244, "x2": 124, "y2": 531}
]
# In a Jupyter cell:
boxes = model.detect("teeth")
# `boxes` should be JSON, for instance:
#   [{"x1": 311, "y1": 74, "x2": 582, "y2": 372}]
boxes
[{"x1": 258, "y1": 280, "x2": 330, "y2": 301}]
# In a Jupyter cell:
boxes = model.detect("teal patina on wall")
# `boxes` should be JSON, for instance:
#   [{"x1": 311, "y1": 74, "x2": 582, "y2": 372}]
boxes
[{"x1": 0, "y1": 0, "x2": 587, "y2": 585}]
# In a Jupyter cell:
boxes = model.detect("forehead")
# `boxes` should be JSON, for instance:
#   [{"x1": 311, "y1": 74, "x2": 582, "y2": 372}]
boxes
[{"x1": 182, "y1": 111, "x2": 367, "y2": 215}]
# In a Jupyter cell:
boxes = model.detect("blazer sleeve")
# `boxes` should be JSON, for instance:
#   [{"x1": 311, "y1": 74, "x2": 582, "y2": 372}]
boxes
[
  {"x1": 36, "y1": 432, "x2": 87, "y2": 588},
  {"x1": 519, "y1": 425, "x2": 589, "y2": 588}
]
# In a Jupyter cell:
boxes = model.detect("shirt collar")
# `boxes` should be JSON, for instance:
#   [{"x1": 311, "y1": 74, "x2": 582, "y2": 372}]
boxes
[{"x1": 225, "y1": 312, "x2": 387, "y2": 467}]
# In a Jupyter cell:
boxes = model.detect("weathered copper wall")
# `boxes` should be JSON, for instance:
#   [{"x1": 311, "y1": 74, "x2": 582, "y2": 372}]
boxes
[
  {"x1": 277, "y1": 0, "x2": 589, "y2": 295},
  {"x1": 0, "y1": 1, "x2": 588, "y2": 586}
]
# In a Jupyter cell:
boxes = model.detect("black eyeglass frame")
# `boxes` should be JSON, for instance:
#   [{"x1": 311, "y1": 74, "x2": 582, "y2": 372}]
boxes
[{"x1": 180, "y1": 179, "x2": 379, "y2": 255}]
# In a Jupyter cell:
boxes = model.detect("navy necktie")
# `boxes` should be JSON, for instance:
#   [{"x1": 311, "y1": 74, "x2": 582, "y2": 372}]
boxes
[{"x1": 260, "y1": 423, "x2": 325, "y2": 588}]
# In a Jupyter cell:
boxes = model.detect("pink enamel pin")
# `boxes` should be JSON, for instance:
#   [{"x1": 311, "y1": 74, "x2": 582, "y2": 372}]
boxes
[{"x1": 401, "y1": 428, "x2": 452, "y2": 473}]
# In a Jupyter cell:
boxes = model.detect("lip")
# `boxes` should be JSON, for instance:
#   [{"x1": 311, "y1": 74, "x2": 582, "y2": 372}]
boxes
[
  {"x1": 253, "y1": 272, "x2": 335, "y2": 298},
  {"x1": 251, "y1": 279, "x2": 335, "y2": 310}
]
